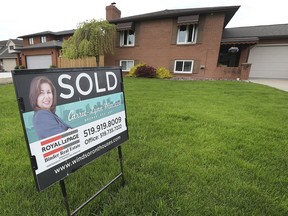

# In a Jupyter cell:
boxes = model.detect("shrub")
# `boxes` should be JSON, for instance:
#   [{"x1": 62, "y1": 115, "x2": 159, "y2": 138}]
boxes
[
  {"x1": 50, "y1": 65, "x2": 57, "y2": 68},
  {"x1": 135, "y1": 65, "x2": 156, "y2": 78},
  {"x1": 14, "y1": 65, "x2": 19, "y2": 70},
  {"x1": 156, "y1": 67, "x2": 172, "y2": 79},
  {"x1": 127, "y1": 63, "x2": 146, "y2": 77},
  {"x1": 19, "y1": 65, "x2": 26, "y2": 69}
]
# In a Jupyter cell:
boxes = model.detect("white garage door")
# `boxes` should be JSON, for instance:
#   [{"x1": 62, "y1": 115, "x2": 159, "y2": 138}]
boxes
[
  {"x1": 26, "y1": 55, "x2": 52, "y2": 69},
  {"x1": 3, "y1": 59, "x2": 16, "y2": 71},
  {"x1": 248, "y1": 45, "x2": 288, "y2": 78}
]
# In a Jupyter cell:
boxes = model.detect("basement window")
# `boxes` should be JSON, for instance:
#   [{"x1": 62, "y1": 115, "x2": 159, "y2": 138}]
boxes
[
  {"x1": 120, "y1": 60, "x2": 134, "y2": 71},
  {"x1": 174, "y1": 60, "x2": 194, "y2": 73}
]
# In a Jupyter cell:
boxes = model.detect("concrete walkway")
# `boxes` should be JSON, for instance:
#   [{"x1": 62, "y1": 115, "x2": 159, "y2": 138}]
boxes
[{"x1": 249, "y1": 78, "x2": 288, "y2": 92}]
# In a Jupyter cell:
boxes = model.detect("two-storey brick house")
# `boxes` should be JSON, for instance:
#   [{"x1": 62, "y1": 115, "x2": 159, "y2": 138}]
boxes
[{"x1": 105, "y1": 3, "x2": 251, "y2": 79}]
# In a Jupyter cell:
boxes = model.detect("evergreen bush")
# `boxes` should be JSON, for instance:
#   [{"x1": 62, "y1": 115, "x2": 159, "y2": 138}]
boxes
[{"x1": 135, "y1": 65, "x2": 156, "y2": 78}]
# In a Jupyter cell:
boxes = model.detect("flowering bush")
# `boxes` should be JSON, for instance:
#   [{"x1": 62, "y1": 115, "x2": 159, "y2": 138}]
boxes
[{"x1": 156, "y1": 67, "x2": 172, "y2": 79}]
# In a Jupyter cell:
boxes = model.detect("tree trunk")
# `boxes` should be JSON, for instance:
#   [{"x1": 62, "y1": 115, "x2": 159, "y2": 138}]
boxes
[{"x1": 95, "y1": 55, "x2": 100, "y2": 67}]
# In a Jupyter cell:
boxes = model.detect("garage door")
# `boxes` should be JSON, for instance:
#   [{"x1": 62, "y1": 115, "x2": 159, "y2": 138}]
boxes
[
  {"x1": 3, "y1": 59, "x2": 16, "y2": 71},
  {"x1": 248, "y1": 45, "x2": 288, "y2": 78},
  {"x1": 26, "y1": 55, "x2": 52, "y2": 69}
]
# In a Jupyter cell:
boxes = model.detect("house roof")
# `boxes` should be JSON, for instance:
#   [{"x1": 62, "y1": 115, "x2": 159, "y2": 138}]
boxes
[
  {"x1": 0, "y1": 48, "x2": 17, "y2": 59},
  {"x1": 0, "y1": 40, "x2": 7, "y2": 47},
  {"x1": 0, "y1": 39, "x2": 23, "y2": 58},
  {"x1": 18, "y1": 30, "x2": 75, "y2": 38},
  {"x1": 109, "y1": 5, "x2": 240, "y2": 27},
  {"x1": 0, "y1": 45, "x2": 7, "y2": 56},
  {"x1": 223, "y1": 23, "x2": 288, "y2": 40},
  {"x1": 0, "y1": 39, "x2": 23, "y2": 46},
  {"x1": 16, "y1": 40, "x2": 63, "y2": 50},
  {"x1": 10, "y1": 39, "x2": 24, "y2": 47},
  {"x1": 221, "y1": 37, "x2": 259, "y2": 44}
]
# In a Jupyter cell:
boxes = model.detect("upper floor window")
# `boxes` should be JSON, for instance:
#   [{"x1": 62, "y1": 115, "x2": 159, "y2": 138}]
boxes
[
  {"x1": 117, "y1": 22, "x2": 135, "y2": 47},
  {"x1": 9, "y1": 45, "x2": 14, "y2": 50},
  {"x1": 29, "y1": 38, "x2": 34, "y2": 45},
  {"x1": 120, "y1": 60, "x2": 134, "y2": 71},
  {"x1": 41, "y1": 36, "x2": 47, "y2": 43},
  {"x1": 120, "y1": 30, "x2": 135, "y2": 46},
  {"x1": 177, "y1": 15, "x2": 199, "y2": 44},
  {"x1": 177, "y1": 24, "x2": 197, "y2": 44},
  {"x1": 58, "y1": 36, "x2": 64, "y2": 42},
  {"x1": 174, "y1": 60, "x2": 194, "y2": 73}
]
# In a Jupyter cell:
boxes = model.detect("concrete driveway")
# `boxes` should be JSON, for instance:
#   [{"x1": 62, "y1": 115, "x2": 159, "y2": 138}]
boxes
[{"x1": 249, "y1": 79, "x2": 288, "y2": 92}]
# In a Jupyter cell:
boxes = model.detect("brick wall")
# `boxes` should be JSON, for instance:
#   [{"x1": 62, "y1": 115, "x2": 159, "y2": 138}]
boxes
[
  {"x1": 213, "y1": 63, "x2": 251, "y2": 80},
  {"x1": 106, "y1": 3, "x2": 121, "y2": 21},
  {"x1": 105, "y1": 12, "x2": 229, "y2": 79}
]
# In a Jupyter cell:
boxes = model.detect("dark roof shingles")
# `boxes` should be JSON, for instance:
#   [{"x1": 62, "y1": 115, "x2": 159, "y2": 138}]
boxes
[
  {"x1": 110, "y1": 5, "x2": 240, "y2": 27},
  {"x1": 223, "y1": 23, "x2": 288, "y2": 39},
  {"x1": 17, "y1": 40, "x2": 63, "y2": 50},
  {"x1": 18, "y1": 30, "x2": 75, "y2": 38}
]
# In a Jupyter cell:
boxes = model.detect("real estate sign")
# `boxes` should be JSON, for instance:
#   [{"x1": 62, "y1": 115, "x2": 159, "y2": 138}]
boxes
[{"x1": 13, "y1": 67, "x2": 129, "y2": 191}]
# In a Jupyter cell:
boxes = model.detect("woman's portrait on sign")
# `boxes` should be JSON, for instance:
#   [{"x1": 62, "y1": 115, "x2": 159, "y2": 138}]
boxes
[{"x1": 29, "y1": 76, "x2": 71, "y2": 139}]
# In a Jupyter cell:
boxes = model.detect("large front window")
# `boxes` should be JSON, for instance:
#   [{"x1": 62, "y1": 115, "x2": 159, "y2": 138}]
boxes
[
  {"x1": 120, "y1": 60, "x2": 134, "y2": 71},
  {"x1": 120, "y1": 30, "x2": 135, "y2": 46},
  {"x1": 174, "y1": 60, "x2": 194, "y2": 73},
  {"x1": 177, "y1": 24, "x2": 197, "y2": 44}
]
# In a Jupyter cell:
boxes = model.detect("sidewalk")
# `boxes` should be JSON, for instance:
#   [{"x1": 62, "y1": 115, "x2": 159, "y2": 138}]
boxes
[{"x1": 0, "y1": 72, "x2": 12, "y2": 84}]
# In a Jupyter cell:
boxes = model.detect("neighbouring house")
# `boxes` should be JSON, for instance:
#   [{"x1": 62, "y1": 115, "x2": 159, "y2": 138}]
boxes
[
  {"x1": 221, "y1": 24, "x2": 288, "y2": 79},
  {"x1": 17, "y1": 30, "x2": 74, "y2": 69},
  {"x1": 0, "y1": 39, "x2": 23, "y2": 71}
]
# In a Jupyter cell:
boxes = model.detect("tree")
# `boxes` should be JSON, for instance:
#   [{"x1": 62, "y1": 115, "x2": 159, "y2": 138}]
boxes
[{"x1": 62, "y1": 19, "x2": 116, "y2": 66}]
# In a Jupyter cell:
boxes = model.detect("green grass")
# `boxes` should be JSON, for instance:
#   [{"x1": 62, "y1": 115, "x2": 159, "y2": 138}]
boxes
[{"x1": 1, "y1": 78, "x2": 288, "y2": 215}]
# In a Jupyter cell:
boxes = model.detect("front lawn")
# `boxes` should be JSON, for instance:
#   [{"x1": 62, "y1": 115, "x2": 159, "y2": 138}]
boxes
[{"x1": 1, "y1": 78, "x2": 288, "y2": 215}]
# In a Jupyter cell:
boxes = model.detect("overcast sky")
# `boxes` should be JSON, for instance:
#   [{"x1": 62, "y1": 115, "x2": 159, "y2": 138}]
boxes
[{"x1": 1, "y1": 0, "x2": 287, "y2": 41}]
